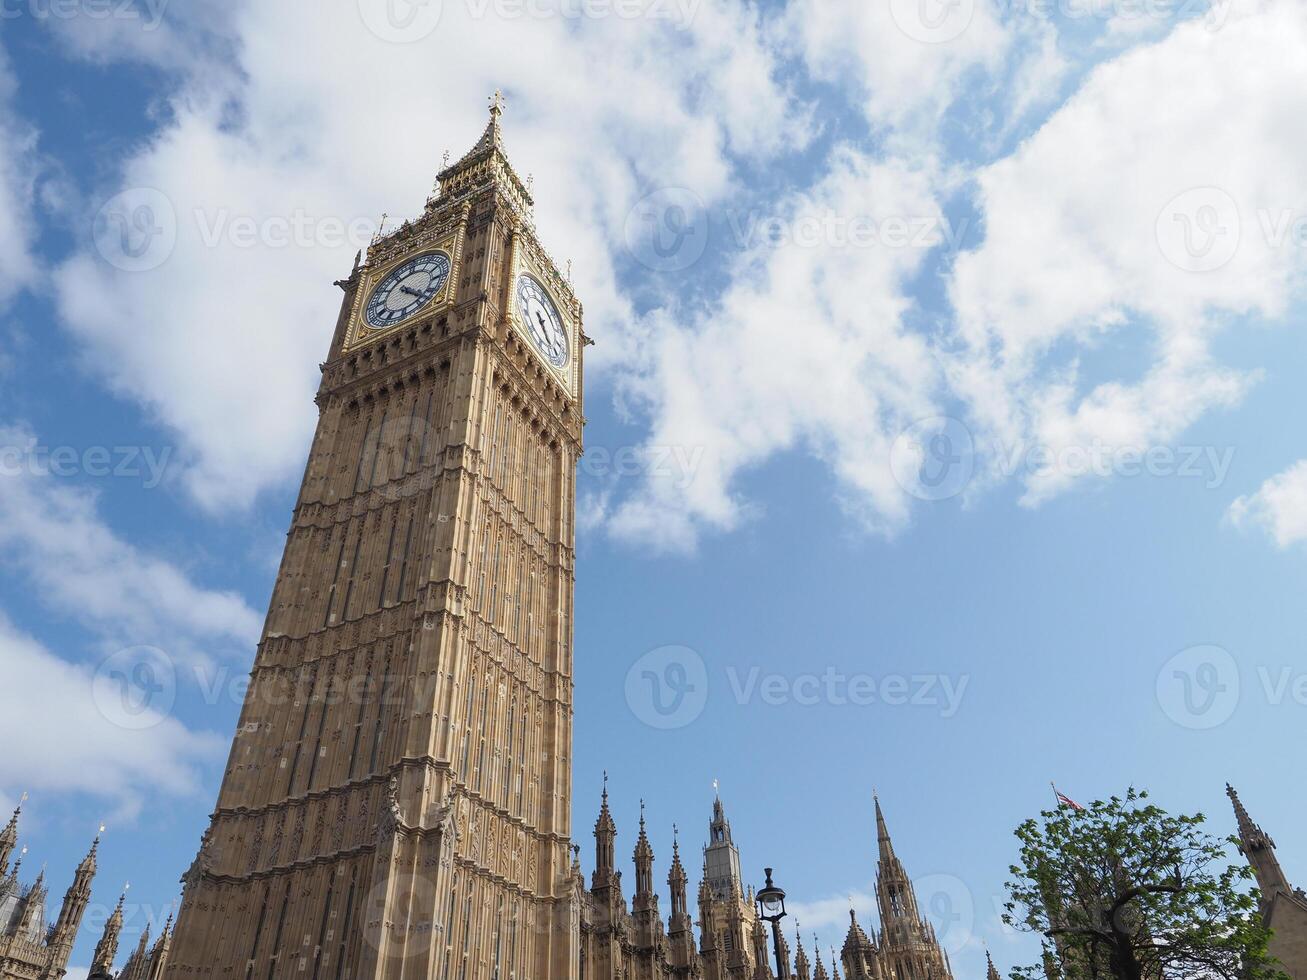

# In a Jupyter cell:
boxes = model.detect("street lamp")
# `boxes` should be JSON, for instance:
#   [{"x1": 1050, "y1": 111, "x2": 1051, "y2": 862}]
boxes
[{"x1": 757, "y1": 867, "x2": 789, "y2": 979}]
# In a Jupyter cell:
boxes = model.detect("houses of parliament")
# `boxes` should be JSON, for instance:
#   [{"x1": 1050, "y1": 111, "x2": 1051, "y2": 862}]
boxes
[{"x1": 1, "y1": 99, "x2": 1304, "y2": 980}]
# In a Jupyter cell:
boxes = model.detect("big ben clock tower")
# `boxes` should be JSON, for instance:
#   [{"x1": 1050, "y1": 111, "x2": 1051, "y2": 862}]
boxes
[{"x1": 166, "y1": 95, "x2": 586, "y2": 979}]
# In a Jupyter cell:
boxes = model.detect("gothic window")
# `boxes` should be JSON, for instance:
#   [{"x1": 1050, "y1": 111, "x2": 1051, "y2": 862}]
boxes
[
  {"x1": 311, "y1": 880, "x2": 335, "y2": 980},
  {"x1": 333, "y1": 869, "x2": 358, "y2": 980},
  {"x1": 340, "y1": 527, "x2": 364, "y2": 620},
  {"x1": 265, "y1": 886, "x2": 291, "y2": 980},
  {"x1": 322, "y1": 533, "x2": 348, "y2": 628},
  {"x1": 376, "y1": 519, "x2": 398, "y2": 608},
  {"x1": 395, "y1": 515, "x2": 415, "y2": 601}
]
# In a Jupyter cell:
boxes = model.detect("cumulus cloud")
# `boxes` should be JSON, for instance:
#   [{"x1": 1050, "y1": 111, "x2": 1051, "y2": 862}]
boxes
[
  {"x1": 41, "y1": 0, "x2": 1307, "y2": 547},
  {"x1": 0, "y1": 614, "x2": 223, "y2": 821},
  {"x1": 606, "y1": 150, "x2": 945, "y2": 550},
  {"x1": 1228, "y1": 460, "x2": 1307, "y2": 549},
  {"x1": 0, "y1": 424, "x2": 262, "y2": 662},
  {"x1": 949, "y1": 0, "x2": 1307, "y2": 504},
  {"x1": 51, "y1": 0, "x2": 808, "y2": 510}
]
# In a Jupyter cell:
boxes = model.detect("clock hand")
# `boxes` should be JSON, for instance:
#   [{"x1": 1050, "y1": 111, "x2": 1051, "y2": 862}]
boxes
[{"x1": 401, "y1": 286, "x2": 425, "y2": 298}]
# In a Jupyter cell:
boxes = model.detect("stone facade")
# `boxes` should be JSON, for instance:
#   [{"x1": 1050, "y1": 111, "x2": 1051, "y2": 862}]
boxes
[
  {"x1": 1228, "y1": 786, "x2": 1307, "y2": 980},
  {"x1": 0, "y1": 802, "x2": 97, "y2": 980},
  {"x1": 161, "y1": 97, "x2": 586, "y2": 979}
]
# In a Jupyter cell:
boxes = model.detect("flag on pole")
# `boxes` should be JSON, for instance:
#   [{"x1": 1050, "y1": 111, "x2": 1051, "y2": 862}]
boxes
[{"x1": 1051, "y1": 783, "x2": 1084, "y2": 810}]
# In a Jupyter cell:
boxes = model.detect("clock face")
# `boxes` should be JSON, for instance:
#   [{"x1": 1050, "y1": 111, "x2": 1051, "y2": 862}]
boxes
[
  {"x1": 515, "y1": 275, "x2": 569, "y2": 368},
  {"x1": 364, "y1": 252, "x2": 452, "y2": 329}
]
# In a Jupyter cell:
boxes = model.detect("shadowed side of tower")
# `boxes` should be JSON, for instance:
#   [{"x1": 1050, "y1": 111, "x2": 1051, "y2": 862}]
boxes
[{"x1": 164, "y1": 96, "x2": 587, "y2": 980}]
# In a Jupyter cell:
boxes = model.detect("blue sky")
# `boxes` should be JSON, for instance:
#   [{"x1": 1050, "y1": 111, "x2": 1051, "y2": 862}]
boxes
[{"x1": 2, "y1": 0, "x2": 1307, "y2": 976}]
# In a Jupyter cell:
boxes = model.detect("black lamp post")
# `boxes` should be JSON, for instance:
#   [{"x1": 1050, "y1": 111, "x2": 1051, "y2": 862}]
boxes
[{"x1": 756, "y1": 867, "x2": 789, "y2": 979}]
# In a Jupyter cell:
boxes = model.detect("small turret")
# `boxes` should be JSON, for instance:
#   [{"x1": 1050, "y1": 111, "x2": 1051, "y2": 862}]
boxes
[
  {"x1": 815, "y1": 941, "x2": 831, "y2": 980},
  {"x1": 18, "y1": 868, "x2": 48, "y2": 940},
  {"x1": 633, "y1": 801, "x2": 655, "y2": 902},
  {"x1": 120, "y1": 922, "x2": 151, "y2": 980},
  {"x1": 987, "y1": 950, "x2": 1003, "y2": 980},
  {"x1": 842, "y1": 909, "x2": 879, "y2": 980},
  {"x1": 144, "y1": 911, "x2": 173, "y2": 979},
  {"x1": 91, "y1": 890, "x2": 127, "y2": 976},
  {"x1": 794, "y1": 926, "x2": 812, "y2": 980},
  {"x1": 593, "y1": 774, "x2": 617, "y2": 891},
  {"x1": 47, "y1": 828, "x2": 101, "y2": 973}
]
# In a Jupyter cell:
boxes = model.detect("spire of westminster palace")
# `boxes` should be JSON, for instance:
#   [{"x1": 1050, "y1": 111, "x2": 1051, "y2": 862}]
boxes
[{"x1": 162, "y1": 96, "x2": 587, "y2": 978}]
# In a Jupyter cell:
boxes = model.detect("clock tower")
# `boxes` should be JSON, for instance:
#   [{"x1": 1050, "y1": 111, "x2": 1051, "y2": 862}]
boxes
[{"x1": 165, "y1": 96, "x2": 586, "y2": 979}]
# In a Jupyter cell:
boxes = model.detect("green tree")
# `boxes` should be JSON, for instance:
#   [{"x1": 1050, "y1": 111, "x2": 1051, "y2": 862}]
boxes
[{"x1": 1003, "y1": 788, "x2": 1282, "y2": 980}]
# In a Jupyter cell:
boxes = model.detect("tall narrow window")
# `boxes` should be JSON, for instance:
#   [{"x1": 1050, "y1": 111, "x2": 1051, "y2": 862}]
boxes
[
  {"x1": 395, "y1": 516, "x2": 415, "y2": 602},
  {"x1": 340, "y1": 530, "x2": 364, "y2": 621},
  {"x1": 322, "y1": 534, "x2": 348, "y2": 629},
  {"x1": 310, "y1": 881, "x2": 334, "y2": 980},
  {"x1": 376, "y1": 519, "x2": 398, "y2": 609},
  {"x1": 333, "y1": 870, "x2": 358, "y2": 980}
]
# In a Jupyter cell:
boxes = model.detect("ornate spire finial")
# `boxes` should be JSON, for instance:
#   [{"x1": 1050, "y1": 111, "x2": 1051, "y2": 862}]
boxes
[
  {"x1": 442, "y1": 149, "x2": 451, "y2": 168},
  {"x1": 490, "y1": 89, "x2": 506, "y2": 118}
]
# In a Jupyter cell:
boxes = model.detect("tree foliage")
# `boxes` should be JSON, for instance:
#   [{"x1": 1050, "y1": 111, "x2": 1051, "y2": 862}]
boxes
[{"x1": 1003, "y1": 788, "x2": 1282, "y2": 980}]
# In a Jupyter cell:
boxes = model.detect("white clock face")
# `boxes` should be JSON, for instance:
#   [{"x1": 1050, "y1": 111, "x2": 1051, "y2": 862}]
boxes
[
  {"x1": 516, "y1": 275, "x2": 569, "y2": 368},
  {"x1": 365, "y1": 252, "x2": 452, "y2": 329}
]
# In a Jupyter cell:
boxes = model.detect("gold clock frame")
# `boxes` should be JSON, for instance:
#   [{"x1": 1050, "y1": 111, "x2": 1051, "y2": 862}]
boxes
[
  {"x1": 345, "y1": 236, "x2": 462, "y2": 351},
  {"x1": 508, "y1": 248, "x2": 579, "y2": 398}
]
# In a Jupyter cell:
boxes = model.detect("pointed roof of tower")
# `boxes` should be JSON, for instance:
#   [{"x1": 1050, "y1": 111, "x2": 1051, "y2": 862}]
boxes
[
  {"x1": 843, "y1": 909, "x2": 874, "y2": 954},
  {"x1": 596, "y1": 772, "x2": 616, "y2": 837},
  {"x1": 708, "y1": 783, "x2": 734, "y2": 845},
  {"x1": 814, "y1": 942, "x2": 831, "y2": 980},
  {"x1": 151, "y1": 912, "x2": 173, "y2": 953},
  {"x1": 875, "y1": 794, "x2": 896, "y2": 862},
  {"x1": 432, "y1": 89, "x2": 533, "y2": 214},
  {"x1": 987, "y1": 950, "x2": 1002, "y2": 980},
  {"x1": 795, "y1": 924, "x2": 811, "y2": 977},
  {"x1": 79, "y1": 827, "x2": 103, "y2": 875},
  {"x1": 1228, "y1": 784, "x2": 1275, "y2": 851},
  {"x1": 635, "y1": 800, "x2": 653, "y2": 861},
  {"x1": 669, "y1": 825, "x2": 686, "y2": 877},
  {"x1": 1227, "y1": 783, "x2": 1293, "y2": 904},
  {"x1": 830, "y1": 947, "x2": 843, "y2": 980},
  {"x1": 0, "y1": 799, "x2": 19, "y2": 848}
]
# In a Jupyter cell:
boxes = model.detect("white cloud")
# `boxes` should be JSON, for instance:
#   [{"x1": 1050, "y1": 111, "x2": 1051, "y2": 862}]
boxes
[
  {"x1": 949, "y1": 0, "x2": 1307, "y2": 504},
  {"x1": 0, "y1": 614, "x2": 223, "y2": 821},
  {"x1": 0, "y1": 44, "x2": 40, "y2": 306},
  {"x1": 607, "y1": 150, "x2": 944, "y2": 550},
  {"x1": 52, "y1": 0, "x2": 808, "y2": 511},
  {"x1": 1228, "y1": 460, "x2": 1307, "y2": 549},
  {"x1": 0, "y1": 424, "x2": 262, "y2": 662},
  {"x1": 783, "y1": 0, "x2": 1060, "y2": 150}
]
